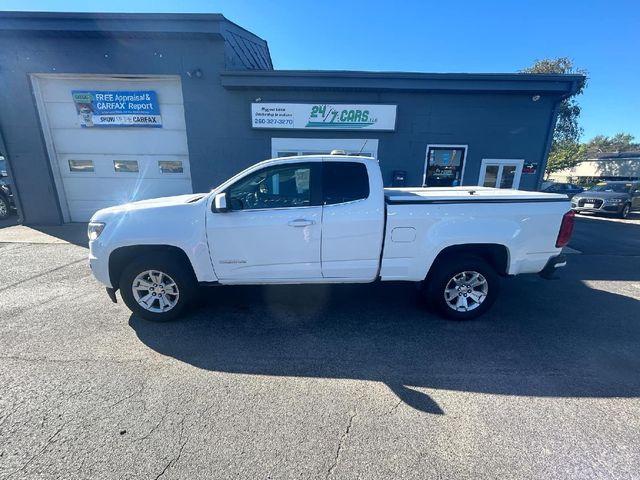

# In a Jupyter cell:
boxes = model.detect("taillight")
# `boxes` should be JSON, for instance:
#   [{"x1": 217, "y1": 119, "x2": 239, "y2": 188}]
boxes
[{"x1": 555, "y1": 210, "x2": 575, "y2": 247}]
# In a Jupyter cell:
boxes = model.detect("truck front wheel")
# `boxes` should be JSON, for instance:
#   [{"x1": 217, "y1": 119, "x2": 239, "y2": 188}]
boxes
[
  {"x1": 426, "y1": 256, "x2": 500, "y2": 320},
  {"x1": 119, "y1": 255, "x2": 197, "y2": 322}
]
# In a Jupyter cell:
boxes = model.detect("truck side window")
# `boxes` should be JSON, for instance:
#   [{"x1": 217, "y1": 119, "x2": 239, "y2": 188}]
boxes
[
  {"x1": 323, "y1": 162, "x2": 369, "y2": 205},
  {"x1": 227, "y1": 163, "x2": 315, "y2": 210}
]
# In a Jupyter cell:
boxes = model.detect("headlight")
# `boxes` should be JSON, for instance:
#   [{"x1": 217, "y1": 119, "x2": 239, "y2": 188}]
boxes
[
  {"x1": 605, "y1": 198, "x2": 623, "y2": 204},
  {"x1": 87, "y1": 222, "x2": 106, "y2": 241}
]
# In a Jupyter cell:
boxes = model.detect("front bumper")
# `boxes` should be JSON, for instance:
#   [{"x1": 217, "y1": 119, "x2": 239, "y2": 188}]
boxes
[
  {"x1": 539, "y1": 254, "x2": 567, "y2": 279},
  {"x1": 89, "y1": 239, "x2": 113, "y2": 288},
  {"x1": 571, "y1": 200, "x2": 625, "y2": 214}
]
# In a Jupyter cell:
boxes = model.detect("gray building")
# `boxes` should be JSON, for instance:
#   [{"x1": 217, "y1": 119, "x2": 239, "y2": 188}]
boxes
[{"x1": 0, "y1": 12, "x2": 584, "y2": 224}]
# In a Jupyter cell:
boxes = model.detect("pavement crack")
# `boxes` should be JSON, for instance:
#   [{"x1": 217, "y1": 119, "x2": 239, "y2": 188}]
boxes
[
  {"x1": 0, "y1": 355, "x2": 144, "y2": 365},
  {"x1": 4, "y1": 421, "x2": 67, "y2": 478},
  {"x1": 326, "y1": 410, "x2": 356, "y2": 479},
  {"x1": 136, "y1": 405, "x2": 170, "y2": 442},
  {"x1": 386, "y1": 399, "x2": 403, "y2": 416},
  {"x1": 153, "y1": 416, "x2": 188, "y2": 480},
  {"x1": 0, "y1": 258, "x2": 86, "y2": 293},
  {"x1": 108, "y1": 382, "x2": 145, "y2": 410}
]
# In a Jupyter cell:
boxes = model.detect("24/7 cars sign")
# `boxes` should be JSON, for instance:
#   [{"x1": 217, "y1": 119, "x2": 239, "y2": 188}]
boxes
[
  {"x1": 252, "y1": 103, "x2": 397, "y2": 131},
  {"x1": 72, "y1": 90, "x2": 162, "y2": 128}
]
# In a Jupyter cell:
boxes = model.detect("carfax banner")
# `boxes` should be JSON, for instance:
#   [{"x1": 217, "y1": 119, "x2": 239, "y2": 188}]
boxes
[{"x1": 72, "y1": 90, "x2": 162, "y2": 128}]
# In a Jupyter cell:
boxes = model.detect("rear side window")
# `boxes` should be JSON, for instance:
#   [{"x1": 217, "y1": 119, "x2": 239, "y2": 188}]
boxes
[{"x1": 323, "y1": 162, "x2": 369, "y2": 205}]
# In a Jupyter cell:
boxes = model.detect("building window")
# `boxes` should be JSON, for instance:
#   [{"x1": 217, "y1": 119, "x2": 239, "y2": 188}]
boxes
[
  {"x1": 276, "y1": 151, "x2": 299, "y2": 158},
  {"x1": 113, "y1": 160, "x2": 139, "y2": 173},
  {"x1": 423, "y1": 145, "x2": 467, "y2": 187},
  {"x1": 68, "y1": 159, "x2": 94, "y2": 173},
  {"x1": 271, "y1": 138, "x2": 379, "y2": 159},
  {"x1": 159, "y1": 160, "x2": 184, "y2": 173},
  {"x1": 478, "y1": 159, "x2": 524, "y2": 189}
]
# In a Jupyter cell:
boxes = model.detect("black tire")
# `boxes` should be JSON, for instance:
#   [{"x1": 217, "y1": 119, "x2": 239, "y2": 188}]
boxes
[
  {"x1": 425, "y1": 255, "x2": 500, "y2": 321},
  {"x1": 0, "y1": 195, "x2": 9, "y2": 220},
  {"x1": 119, "y1": 254, "x2": 197, "y2": 322},
  {"x1": 619, "y1": 203, "x2": 631, "y2": 219}
]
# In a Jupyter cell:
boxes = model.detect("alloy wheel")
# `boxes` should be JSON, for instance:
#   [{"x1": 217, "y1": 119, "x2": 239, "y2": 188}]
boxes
[
  {"x1": 444, "y1": 271, "x2": 489, "y2": 312},
  {"x1": 132, "y1": 269, "x2": 180, "y2": 313}
]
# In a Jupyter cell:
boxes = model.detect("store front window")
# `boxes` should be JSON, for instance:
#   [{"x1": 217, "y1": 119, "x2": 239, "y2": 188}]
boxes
[{"x1": 423, "y1": 145, "x2": 467, "y2": 187}]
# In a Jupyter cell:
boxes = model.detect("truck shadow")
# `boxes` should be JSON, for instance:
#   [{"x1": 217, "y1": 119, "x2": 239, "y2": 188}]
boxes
[{"x1": 129, "y1": 261, "x2": 640, "y2": 415}]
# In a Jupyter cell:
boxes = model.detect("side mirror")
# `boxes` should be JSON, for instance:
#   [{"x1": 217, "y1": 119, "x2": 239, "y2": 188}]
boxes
[{"x1": 213, "y1": 192, "x2": 229, "y2": 212}]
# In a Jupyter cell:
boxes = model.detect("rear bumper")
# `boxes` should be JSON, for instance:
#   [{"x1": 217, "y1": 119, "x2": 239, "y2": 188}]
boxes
[{"x1": 539, "y1": 254, "x2": 567, "y2": 279}]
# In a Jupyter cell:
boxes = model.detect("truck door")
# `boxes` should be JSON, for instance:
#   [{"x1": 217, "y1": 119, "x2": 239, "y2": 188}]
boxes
[
  {"x1": 207, "y1": 162, "x2": 323, "y2": 281},
  {"x1": 321, "y1": 160, "x2": 385, "y2": 280}
]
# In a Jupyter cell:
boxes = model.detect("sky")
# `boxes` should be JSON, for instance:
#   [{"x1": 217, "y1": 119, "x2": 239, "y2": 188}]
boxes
[{"x1": 1, "y1": 0, "x2": 638, "y2": 141}]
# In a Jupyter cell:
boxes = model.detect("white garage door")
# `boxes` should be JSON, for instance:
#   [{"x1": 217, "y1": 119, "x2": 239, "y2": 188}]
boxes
[{"x1": 32, "y1": 75, "x2": 192, "y2": 222}]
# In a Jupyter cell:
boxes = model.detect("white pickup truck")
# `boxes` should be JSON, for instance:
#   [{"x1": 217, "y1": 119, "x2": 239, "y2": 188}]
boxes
[{"x1": 88, "y1": 154, "x2": 574, "y2": 322}]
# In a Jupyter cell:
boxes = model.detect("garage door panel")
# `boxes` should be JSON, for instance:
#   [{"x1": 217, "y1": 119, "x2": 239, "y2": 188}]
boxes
[
  {"x1": 39, "y1": 77, "x2": 185, "y2": 104},
  {"x1": 34, "y1": 75, "x2": 193, "y2": 222},
  {"x1": 44, "y1": 102, "x2": 188, "y2": 130},
  {"x1": 62, "y1": 177, "x2": 193, "y2": 202},
  {"x1": 51, "y1": 128, "x2": 189, "y2": 155}
]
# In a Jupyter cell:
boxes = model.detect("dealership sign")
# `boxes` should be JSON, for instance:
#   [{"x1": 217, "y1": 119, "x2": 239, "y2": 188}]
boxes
[
  {"x1": 72, "y1": 90, "x2": 162, "y2": 128},
  {"x1": 251, "y1": 103, "x2": 397, "y2": 131}
]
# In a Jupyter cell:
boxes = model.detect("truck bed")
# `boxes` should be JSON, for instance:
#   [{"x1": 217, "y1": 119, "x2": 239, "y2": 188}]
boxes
[{"x1": 384, "y1": 186, "x2": 567, "y2": 204}]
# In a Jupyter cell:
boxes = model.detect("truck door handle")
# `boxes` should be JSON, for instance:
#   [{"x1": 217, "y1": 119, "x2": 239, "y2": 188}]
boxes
[{"x1": 288, "y1": 219, "x2": 315, "y2": 227}]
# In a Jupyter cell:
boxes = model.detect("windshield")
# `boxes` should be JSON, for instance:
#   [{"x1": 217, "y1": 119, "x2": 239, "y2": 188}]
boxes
[{"x1": 588, "y1": 183, "x2": 632, "y2": 193}]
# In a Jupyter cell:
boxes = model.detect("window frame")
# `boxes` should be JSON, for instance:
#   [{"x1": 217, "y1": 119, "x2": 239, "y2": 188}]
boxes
[
  {"x1": 158, "y1": 160, "x2": 184, "y2": 174},
  {"x1": 223, "y1": 162, "x2": 322, "y2": 212},
  {"x1": 113, "y1": 160, "x2": 139, "y2": 173},
  {"x1": 68, "y1": 159, "x2": 95, "y2": 173}
]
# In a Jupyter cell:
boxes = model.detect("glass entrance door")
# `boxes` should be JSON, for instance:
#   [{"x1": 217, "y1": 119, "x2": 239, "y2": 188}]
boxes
[
  {"x1": 478, "y1": 159, "x2": 524, "y2": 189},
  {"x1": 423, "y1": 145, "x2": 467, "y2": 187}
]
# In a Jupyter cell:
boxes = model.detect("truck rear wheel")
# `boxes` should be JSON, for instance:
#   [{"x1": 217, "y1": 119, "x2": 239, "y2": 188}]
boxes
[
  {"x1": 119, "y1": 255, "x2": 197, "y2": 322},
  {"x1": 426, "y1": 255, "x2": 500, "y2": 320}
]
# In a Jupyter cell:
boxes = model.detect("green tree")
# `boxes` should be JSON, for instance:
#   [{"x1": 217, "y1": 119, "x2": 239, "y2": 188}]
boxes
[
  {"x1": 521, "y1": 57, "x2": 588, "y2": 175},
  {"x1": 585, "y1": 133, "x2": 640, "y2": 153}
]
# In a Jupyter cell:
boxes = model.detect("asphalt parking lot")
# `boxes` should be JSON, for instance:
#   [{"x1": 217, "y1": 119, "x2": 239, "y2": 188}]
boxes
[{"x1": 1, "y1": 215, "x2": 639, "y2": 479}]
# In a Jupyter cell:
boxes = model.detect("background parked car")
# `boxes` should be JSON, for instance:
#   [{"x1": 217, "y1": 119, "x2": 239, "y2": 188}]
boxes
[
  {"x1": 571, "y1": 181, "x2": 640, "y2": 218},
  {"x1": 0, "y1": 157, "x2": 16, "y2": 219},
  {"x1": 541, "y1": 182, "x2": 584, "y2": 199}
]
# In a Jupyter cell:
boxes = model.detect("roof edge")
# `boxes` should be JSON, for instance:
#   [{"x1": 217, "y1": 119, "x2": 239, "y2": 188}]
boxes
[
  {"x1": 221, "y1": 70, "x2": 585, "y2": 94},
  {"x1": 0, "y1": 11, "x2": 268, "y2": 45}
]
